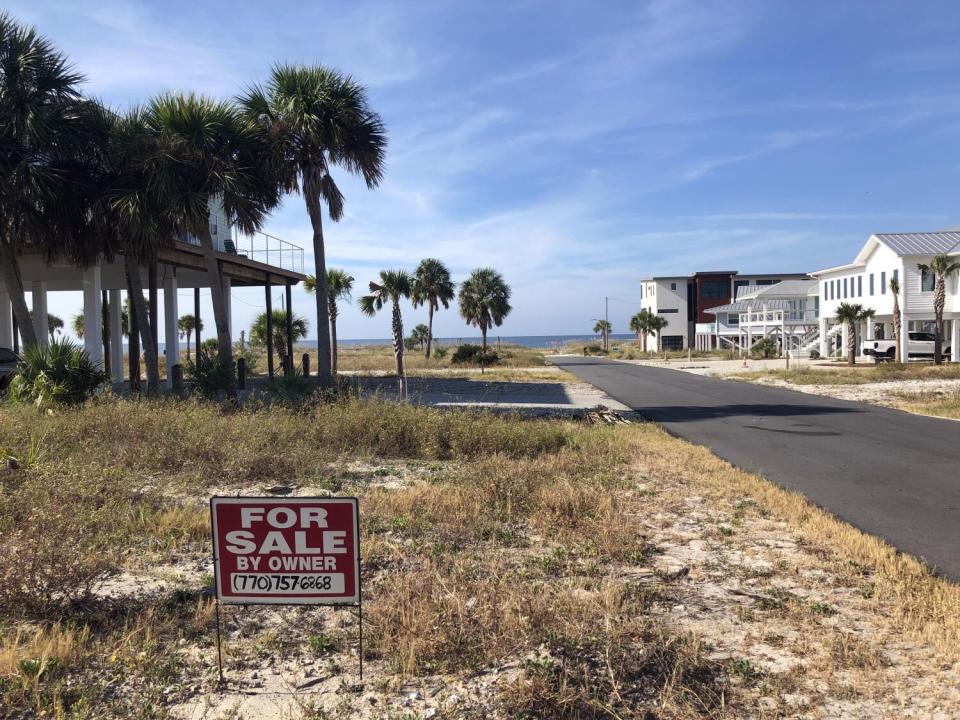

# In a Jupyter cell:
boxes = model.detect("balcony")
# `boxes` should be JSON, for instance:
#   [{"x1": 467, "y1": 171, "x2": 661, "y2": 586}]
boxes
[{"x1": 179, "y1": 213, "x2": 306, "y2": 274}]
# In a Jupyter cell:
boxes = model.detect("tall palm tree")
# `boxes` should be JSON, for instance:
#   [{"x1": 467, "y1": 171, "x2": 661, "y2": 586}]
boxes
[
  {"x1": 593, "y1": 319, "x2": 612, "y2": 351},
  {"x1": 359, "y1": 270, "x2": 411, "y2": 397},
  {"x1": 411, "y1": 258, "x2": 455, "y2": 360},
  {"x1": 890, "y1": 276, "x2": 903, "y2": 363},
  {"x1": 178, "y1": 314, "x2": 202, "y2": 361},
  {"x1": 305, "y1": 268, "x2": 354, "y2": 374},
  {"x1": 239, "y1": 66, "x2": 387, "y2": 387},
  {"x1": 0, "y1": 14, "x2": 99, "y2": 350},
  {"x1": 917, "y1": 254, "x2": 960, "y2": 365},
  {"x1": 458, "y1": 268, "x2": 511, "y2": 353},
  {"x1": 250, "y1": 309, "x2": 309, "y2": 371},
  {"x1": 146, "y1": 92, "x2": 281, "y2": 397},
  {"x1": 410, "y1": 323, "x2": 429, "y2": 351},
  {"x1": 835, "y1": 302, "x2": 875, "y2": 366}
]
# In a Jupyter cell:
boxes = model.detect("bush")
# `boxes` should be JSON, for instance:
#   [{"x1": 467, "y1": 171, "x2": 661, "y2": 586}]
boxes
[
  {"x1": 433, "y1": 346, "x2": 449, "y2": 360},
  {"x1": 582, "y1": 344, "x2": 604, "y2": 356},
  {"x1": 451, "y1": 344, "x2": 500, "y2": 367},
  {"x1": 234, "y1": 341, "x2": 261, "y2": 373},
  {"x1": 6, "y1": 339, "x2": 107, "y2": 407},
  {"x1": 750, "y1": 336, "x2": 778, "y2": 359},
  {"x1": 269, "y1": 366, "x2": 312, "y2": 406},
  {"x1": 185, "y1": 347, "x2": 234, "y2": 399},
  {"x1": 201, "y1": 337, "x2": 219, "y2": 353}
]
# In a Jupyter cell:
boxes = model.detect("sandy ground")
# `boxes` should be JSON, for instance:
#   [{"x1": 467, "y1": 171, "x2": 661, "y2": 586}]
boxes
[
  {"x1": 747, "y1": 376, "x2": 960, "y2": 410},
  {"x1": 83, "y1": 459, "x2": 960, "y2": 720},
  {"x1": 615, "y1": 356, "x2": 822, "y2": 377}
]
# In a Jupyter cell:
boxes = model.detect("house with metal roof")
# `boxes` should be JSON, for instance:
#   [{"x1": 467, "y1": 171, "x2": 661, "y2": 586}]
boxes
[
  {"x1": 810, "y1": 231, "x2": 960, "y2": 360},
  {"x1": 699, "y1": 279, "x2": 820, "y2": 354}
]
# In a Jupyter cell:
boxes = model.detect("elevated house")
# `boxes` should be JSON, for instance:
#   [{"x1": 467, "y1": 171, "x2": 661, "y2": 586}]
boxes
[
  {"x1": 0, "y1": 198, "x2": 306, "y2": 386},
  {"x1": 639, "y1": 270, "x2": 810, "y2": 350},
  {"x1": 811, "y1": 231, "x2": 960, "y2": 360}
]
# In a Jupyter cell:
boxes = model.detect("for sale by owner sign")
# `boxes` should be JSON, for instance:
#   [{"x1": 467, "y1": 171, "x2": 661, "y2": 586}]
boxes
[{"x1": 210, "y1": 497, "x2": 360, "y2": 605}]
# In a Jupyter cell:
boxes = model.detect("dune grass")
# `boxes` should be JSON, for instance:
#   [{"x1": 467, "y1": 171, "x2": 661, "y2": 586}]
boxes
[
  {"x1": 0, "y1": 397, "x2": 956, "y2": 716},
  {"x1": 740, "y1": 362, "x2": 960, "y2": 386}
]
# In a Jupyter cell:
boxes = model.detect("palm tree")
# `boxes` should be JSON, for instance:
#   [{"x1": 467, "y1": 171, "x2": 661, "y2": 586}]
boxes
[
  {"x1": 890, "y1": 276, "x2": 903, "y2": 363},
  {"x1": 46, "y1": 314, "x2": 64, "y2": 341},
  {"x1": 629, "y1": 311, "x2": 650, "y2": 351},
  {"x1": 0, "y1": 14, "x2": 98, "y2": 350},
  {"x1": 359, "y1": 270, "x2": 412, "y2": 397},
  {"x1": 411, "y1": 259, "x2": 455, "y2": 360},
  {"x1": 593, "y1": 319, "x2": 612, "y2": 352},
  {"x1": 835, "y1": 302, "x2": 875, "y2": 366},
  {"x1": 250, "y1": 310, "x2": 308, "y2": 372},
  {"x1": 239, "y1": 66, "x2": 387, "y2": 388},
  {"x1": 458, "y1": 269, "x2": 512, "y2": 352},
  {"x1": 146, "y1": 92, "x2": 281, "y2": 397},
  {"x1": 178, "y1": 314, "x2": 202, "y2": 361},
  {"x1": 917, "y1": 254, "x2": 960, "y2": 365},
  {"x1": 410, "y1": 323, "x2": 430, "y2": 351},
  {"x1": 648, "y1": 315, "x2": 669, "y2": 352},
  {"x1": 305, "y1": 269, "x2": 354, "y2": 375}
]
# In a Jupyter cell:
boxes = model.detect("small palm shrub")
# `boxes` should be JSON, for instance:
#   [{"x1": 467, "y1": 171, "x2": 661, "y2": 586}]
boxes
[
  {"x1": 186, "y1": 347, "x2": 234, "y2": 399},
  {"x1": 433, "y1": 346, "x2": 449, "y2": 360},
  {"x1": 451, "y1": 344, "x2": 500, "y2": 367},
  {"x1": 7, "y1": 339, "x2": 107, "y2": 407},
  {"x1": 270, "y1": 366, "x2": 313, "y2": 406},
  {"x1": 750, "y1": 336, "x2": 778, "y2": 359}
]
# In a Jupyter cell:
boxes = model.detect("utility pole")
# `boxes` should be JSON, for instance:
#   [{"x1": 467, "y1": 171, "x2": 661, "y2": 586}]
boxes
[{"x1": 604, "y1": 296, "x2": 609, "y2": 352}]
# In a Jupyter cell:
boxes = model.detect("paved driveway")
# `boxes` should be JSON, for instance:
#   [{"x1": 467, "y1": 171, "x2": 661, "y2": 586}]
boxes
[{"x1": 550, "y1": 356, "x2": 960, "y2": 578}]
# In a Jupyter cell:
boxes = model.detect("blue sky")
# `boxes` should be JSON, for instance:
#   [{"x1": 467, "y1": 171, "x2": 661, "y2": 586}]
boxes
[{"x1": 10, "y1": 0, "x2": 960, "y2": 340}]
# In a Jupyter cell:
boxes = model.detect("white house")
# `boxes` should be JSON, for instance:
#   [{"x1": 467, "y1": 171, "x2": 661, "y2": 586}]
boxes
[
  {"x1": 0, "y1": 198, "x2": 306, "y2": 386},
  {"x1": 810, "y1": 231, "x2": 960, "y2": 360},
  {"x1": 639, "y1": 276, "x2": 690, "y2": 350}
]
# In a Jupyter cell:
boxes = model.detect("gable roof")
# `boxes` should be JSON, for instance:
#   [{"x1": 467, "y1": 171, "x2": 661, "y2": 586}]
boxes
[{"x1": 873, "y1": 231, "x2": 960, "y2": 257}]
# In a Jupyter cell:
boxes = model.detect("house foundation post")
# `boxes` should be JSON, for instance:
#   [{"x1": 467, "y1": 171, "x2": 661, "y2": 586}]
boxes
[
  {"x1": 81, "y1": 270, "x2": 102, "y2": 365},
  {"x1": 164, "y1": 270, "x2": 179, "y2": 388},
  {"x1": 109, "y1": 289, "x2": 124, "y2": 382},
  {"x1": 32, "y1": 281, "x2": 49, "y2": 348}
]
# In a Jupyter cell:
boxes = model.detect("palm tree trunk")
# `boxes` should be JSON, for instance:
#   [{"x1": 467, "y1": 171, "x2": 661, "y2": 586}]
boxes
[
  {"x1": 305, "y1": 192, "x2": 333, "y2": 387},
  {"x1": 847, "y1": 321, "x2": 856, "y2": 366},
  {"x1": 125, "y1": 259, "x2": 160, "y2": 395},
  {"x1": 0, "y1": 239, "x2": 38, "y2": 349},
  {"x1": 329, "y1": 301, "x2": 339, "y2": 375},
  {"x1": 391, "y1": 298, "x2": 405, "y2": 397},
  {"x1": 481, "y1": 323, "x2": 488, "y2": 353},
  {"x1": 426, "y1": 304, "x2": 434, "y2": 359},
  {"x1": 196, "y1": 223, "x2": 236, "y2": 398},
  {"x1": 186, "y1": 334, "x2": 191, "y2": 362},
  {"x1": 892, "y1": 296, "x2": 902, "y2": 363},
  {"x1": 934, "y1": 275, "x2": 945, "y2": 365}
]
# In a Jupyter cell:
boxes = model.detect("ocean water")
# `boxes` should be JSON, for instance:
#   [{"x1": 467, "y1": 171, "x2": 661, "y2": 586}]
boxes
[{"x1": 150, "y1": 334, "x2": 635, "y2": 354}]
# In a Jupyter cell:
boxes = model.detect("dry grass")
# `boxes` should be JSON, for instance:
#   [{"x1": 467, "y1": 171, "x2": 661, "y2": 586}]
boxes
[
  {"x1": 293, "y1": 343, "x2": 548, "y2": 375},
  {"x1": 740, "y1": 362, "x2": 960, "y2": 386},
  {"x1": 891, "y1": 389, "x2": 960, "y2": 419},
  {"x1": 0, "y1": 397, "x2": 957, "y2": 717}
]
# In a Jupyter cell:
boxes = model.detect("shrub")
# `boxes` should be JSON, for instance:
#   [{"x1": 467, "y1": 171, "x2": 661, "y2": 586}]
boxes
[
  {"x1": 750, "y1": 336, "x2": 778, "y2": 359},
  {"x1": 269, "y1": 366, "x2": 312, "y2": 406},
  {"x1": 234, "y1": 341, "x2": 261, "y2": 373},
  {"x1": 6, "y1": 339, "x2": 107, "y2": 407},
  {"x1": 432, "y1": 346, "x2": 449, "y2": 360},
  {"x1": 582, "y1": 344, "x2": 604, "y2": 356},
  {"x1": 201, "y1": 337, "x2": 219, "y2": 354},
  {"x1": 451, "y1": 344, "x2": 499, "y2": 367},
  {"x1": 185, "y1": 347, "x2": 234, "y2": 399}
]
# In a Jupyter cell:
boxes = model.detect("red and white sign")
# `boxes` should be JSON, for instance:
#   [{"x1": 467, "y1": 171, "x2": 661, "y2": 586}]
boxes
[{"x1": 210, "y1": 497, "x2": 360, "y2": 605}]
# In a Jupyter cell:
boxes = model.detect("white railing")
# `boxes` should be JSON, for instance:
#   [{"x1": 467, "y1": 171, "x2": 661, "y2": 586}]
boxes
[
  {"x1": 739, "y1": 308, "x2": 818, "y2": 325},
  {"x1": 179, "y1": 213, "x2": 306, "y2": 274}
]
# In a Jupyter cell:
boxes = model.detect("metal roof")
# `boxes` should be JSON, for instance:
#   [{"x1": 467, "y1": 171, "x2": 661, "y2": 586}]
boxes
[
  {"x1": 706, "y1": 298, "x2": 796, "y2": 314},
  {"x1": 735, "y1": 279, "x2": 817, "y2": 300},
  {"x1": 874, "y1": 232, "x2": 960, "y2": 256}
]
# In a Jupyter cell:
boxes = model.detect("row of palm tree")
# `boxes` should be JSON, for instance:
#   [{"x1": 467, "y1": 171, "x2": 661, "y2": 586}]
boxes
[
  {"x1": 628, "y1": 310, "x2": 669, "y2": 352},
  {"x1": 0, "y1": 13, "x2": 386, "y2": 397}
]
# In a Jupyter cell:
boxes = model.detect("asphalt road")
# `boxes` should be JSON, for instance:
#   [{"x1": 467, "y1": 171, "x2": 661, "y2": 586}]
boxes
[{"x1": 550, "y1": 356, "x2": 960, "y2": 578}]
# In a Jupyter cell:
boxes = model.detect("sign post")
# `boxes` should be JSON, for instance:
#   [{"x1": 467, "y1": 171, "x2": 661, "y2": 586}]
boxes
[{"x1": 210, "y1": 497, "x2": 362, "y2": 683}]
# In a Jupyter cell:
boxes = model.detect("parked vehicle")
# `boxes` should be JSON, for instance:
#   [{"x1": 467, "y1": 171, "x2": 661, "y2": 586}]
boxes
[
  {"x1": 0, "y1": 347, "x2": 19, "y2": 388},
  {"x1": 862, "y1": 332, "x2": 951, "y2": 362}
]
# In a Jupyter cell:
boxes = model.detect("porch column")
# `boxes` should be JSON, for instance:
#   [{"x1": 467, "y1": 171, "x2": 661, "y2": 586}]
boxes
[
  {"x1": 840, "y1": 322, "x2": 849, "y2": 359},
  {"x1": 81, "y1": 268, "x2": 103, "y2": 366},
  {"x1": 222, "y1": 275, "x2": 233, "y2": 337},
  {"x1": 0, "y1": 290, "x2": 12, "y2": 349},
  {"x1": 866, "y1": 321, "x2": 875, "y2": 341},
  {"x1": 163, "y1": 270, "x2": 179, "y2": 387},
  {"x1": 951, "y1": 318, "x2": 959, "y2": 363},
  {"x1": 109, "y1": 289, "x2": 123, "y2": 382},
  {"x1": 31, "y1": 281, "x2": 48, "y2": 348},
  {"x1": 900, "y1": 314, "x2": 910, "y2": 362}
]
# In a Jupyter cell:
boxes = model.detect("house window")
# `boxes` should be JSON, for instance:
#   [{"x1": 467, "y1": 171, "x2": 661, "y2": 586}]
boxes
[
  {"x1": 857, "y1": 275, "x2": 862, "y2": 297},
  {"x1": 670, "y1": 282, "x2": 677, "y2": 291},
  {"x1": 830, "y1": 280, "x2": 835, "y2": 300},
  {"x1": 659, "y1": 308, "x2": 679, "y2": 313},
  {"x1": 893, "y1": 269, "x2": 899, "y2": 282},
  {"x1": 921, "y1": 268, "x2": 934, "y2": 292},
  {"x1": 700, "y1": 280, "x2": 728, "y2": 299},
  {"x1": 728, "y1": 313, "x2": 739, "y2": 326},
  {"x1": 843, "y1": 278, "x2": 848, "y2": 298},
  {"x1": 881, "y1": 272, "x2": 886, "y2": 294},
  {"x1": 869, "y1": 274, "x2": 874, "y2": 295}
]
